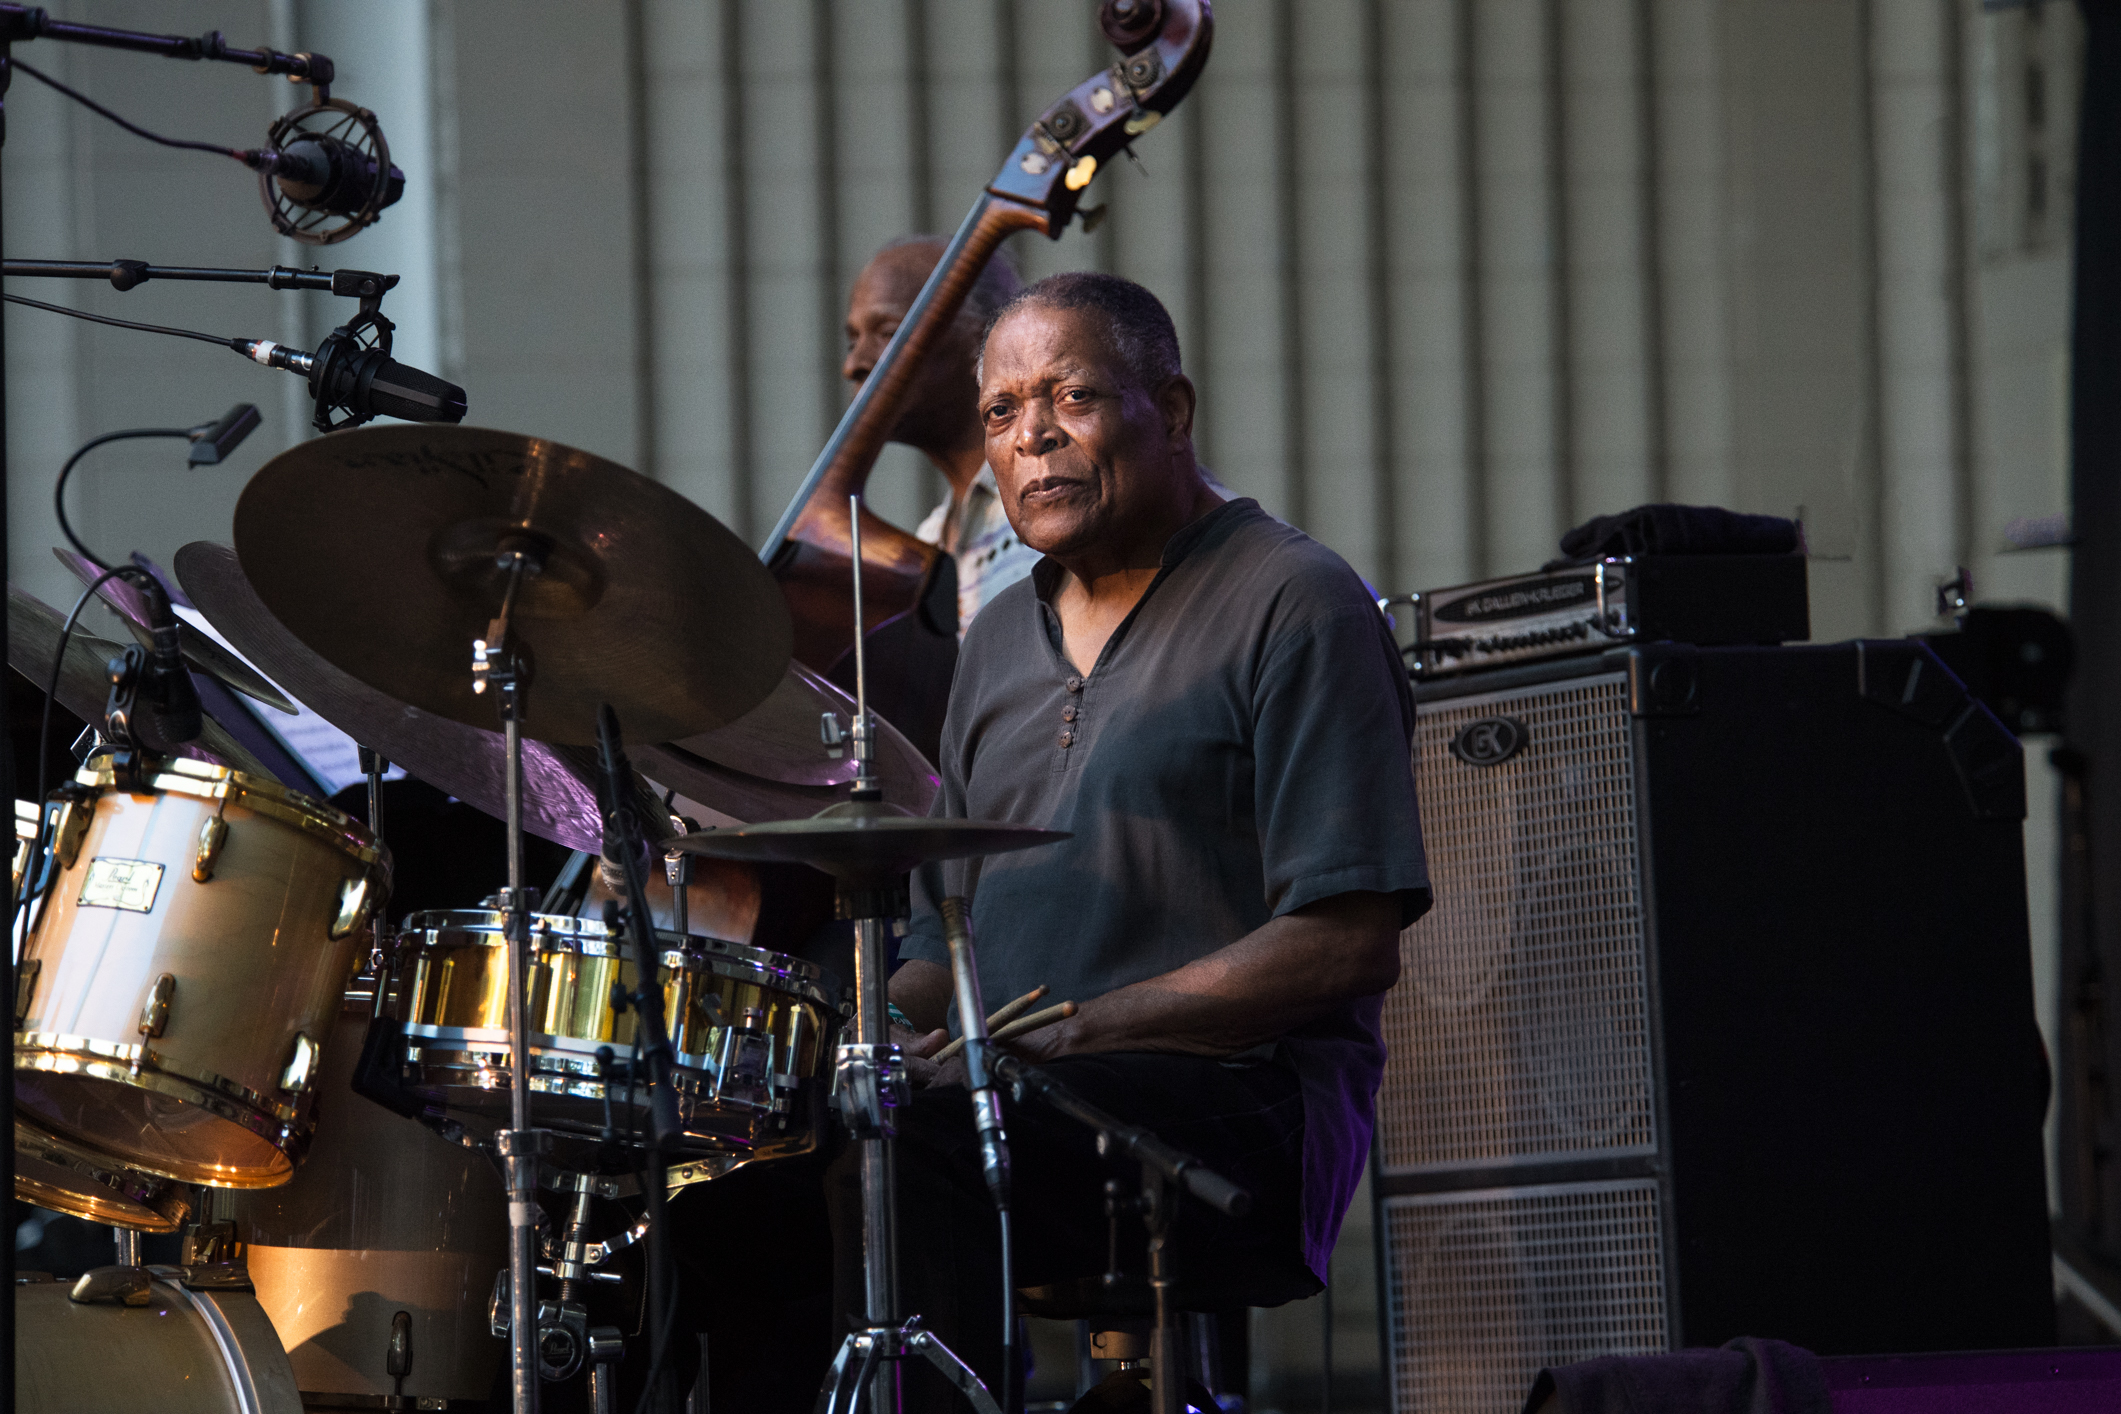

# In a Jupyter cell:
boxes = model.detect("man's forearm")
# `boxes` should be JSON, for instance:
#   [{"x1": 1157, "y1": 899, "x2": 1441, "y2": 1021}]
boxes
[{"x1": 1020, "y1": 891, "x2": 1401, "y2": 1061}]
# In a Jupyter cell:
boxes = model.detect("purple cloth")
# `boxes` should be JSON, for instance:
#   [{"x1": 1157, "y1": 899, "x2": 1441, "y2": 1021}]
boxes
[
  {"x1": 1821, "y1": 1348, "x2": 2121, "y2": 1413},
  {"x1": 1523, "y1": 1338, "x2": 1829, "y2": 1414}
]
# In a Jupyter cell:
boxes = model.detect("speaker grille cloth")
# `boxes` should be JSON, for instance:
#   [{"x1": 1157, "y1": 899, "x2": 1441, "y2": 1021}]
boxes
[
  {"x1": 1382, "y1": 1181, "x2": 1669, "y2": 1413},
  {"x1": 1379, "y1": 673, "x2": 1654, "y2": 1172}
]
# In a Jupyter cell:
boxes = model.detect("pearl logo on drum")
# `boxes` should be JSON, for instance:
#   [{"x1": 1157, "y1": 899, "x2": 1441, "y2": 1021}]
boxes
[{"x1": 1448, "y1": 716, "x2": 1530, "y2": 767}]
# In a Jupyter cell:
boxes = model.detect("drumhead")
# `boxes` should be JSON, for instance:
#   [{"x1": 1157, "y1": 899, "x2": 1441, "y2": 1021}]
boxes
[{"x1": 14, "y1": 1069, "x2": 295, "y2": 1189}]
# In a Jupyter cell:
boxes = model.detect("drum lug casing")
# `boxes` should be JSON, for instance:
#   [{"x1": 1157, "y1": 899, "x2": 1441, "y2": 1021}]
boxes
[
  {"x1": 137, "y1": 973, "x2": 177, "y2": 1040},
  {"x1": 279, "y1": 1031, "x2": 321, "y2": 1095},
  {"x1": 192, "y1": 813, "x2": 230, "y2": 883},
  {"x1": 15, "y1": 958, "x2": 40, "y2": 1027}
]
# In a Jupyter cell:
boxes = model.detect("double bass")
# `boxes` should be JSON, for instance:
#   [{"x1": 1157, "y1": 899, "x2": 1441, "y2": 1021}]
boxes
[{"x1": 759, "y1": 0, "x2": 1214, "y2": 765}]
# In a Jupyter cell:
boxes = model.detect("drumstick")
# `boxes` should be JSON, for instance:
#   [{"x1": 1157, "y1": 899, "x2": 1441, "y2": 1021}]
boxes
[
  {"x1": 934, "y1": 1001, "x2": 1076, "y2": 1061},
  {"x1": 908, "y1": 985, "x2": 1044, "y2": 1049}
]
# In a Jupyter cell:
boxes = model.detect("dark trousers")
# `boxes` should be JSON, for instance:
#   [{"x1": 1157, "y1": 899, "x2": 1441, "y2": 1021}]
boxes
[{"x1": 661, "y1": 1050, "x2": 1316, "y2": 1413}]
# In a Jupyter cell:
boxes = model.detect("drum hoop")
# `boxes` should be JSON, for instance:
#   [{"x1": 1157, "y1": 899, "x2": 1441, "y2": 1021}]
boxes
[
  {"x1": 76, "y1": 757, "x2": 389, "y2": 874},
  {"x1": 399, "y1": 909, "x2": 839, "y2": 1008},
  {"x1": 14, "y1": 1117, "x2": 193, "y2": 1231},
  {"x1": 15, "y1": 1033, "x2": 311, "y2": 1185},
  {"x1": 402, "y1": 1024, "x2": 777, "y2": 1079}
]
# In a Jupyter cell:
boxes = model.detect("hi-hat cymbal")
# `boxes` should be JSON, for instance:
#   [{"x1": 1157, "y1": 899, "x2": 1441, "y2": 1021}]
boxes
[
  {"x1": 53, "y1": 548, "x2": 298, "y2": 715},
  {"x1": 231, "y1": 426, "x2": 793, "y2": 746},
  {"x1": 670, "y1": 663, "x2": 930, "y2": 789},
  {"x1": 671, "y1": 799, "x2": 1067, "y2": 882},
  {"x1": 174, "y1": 542, "x2": 608, "y2": 852},
  {"x1": 8, "y1": 584, "x2": 278, "y2": 782}
]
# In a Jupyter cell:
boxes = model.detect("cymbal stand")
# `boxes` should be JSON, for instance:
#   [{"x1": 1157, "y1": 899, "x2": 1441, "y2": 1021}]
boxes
[
  {"x1": 472, "y1": 542, "x2": 546, "y2": 1414},
  {"x1": 819, "y1": 498, "x2": 1000, "y2": 1414}
]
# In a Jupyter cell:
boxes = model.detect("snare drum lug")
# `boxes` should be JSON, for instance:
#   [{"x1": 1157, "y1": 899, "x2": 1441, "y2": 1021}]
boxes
[
  {"x1": 137, "y1": 973, "x2": 177, "y2": 1039},
  {"x1": 51, "y1": 793, "x2": 92, "y2": 870},
  {"x1": 67, "y1": 1265, "x2": 154, "y2": 1306},
  {"x1": 191, "y1": 814, "x2": 230, "y2": 883},
  {"x1": 278, "y1": 1030, "x2": 320, "y2": 1094}
]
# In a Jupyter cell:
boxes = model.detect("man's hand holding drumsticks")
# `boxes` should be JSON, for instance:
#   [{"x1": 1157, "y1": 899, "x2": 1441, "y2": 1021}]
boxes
[{"x1": 890, "y1": 983, "x2": 1077, "y2": 1090}]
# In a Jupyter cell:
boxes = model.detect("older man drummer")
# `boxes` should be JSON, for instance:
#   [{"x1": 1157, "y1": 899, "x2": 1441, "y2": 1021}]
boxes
[{"x1": 874, "y1": 271, "x2": 1430, "y2": 1409}]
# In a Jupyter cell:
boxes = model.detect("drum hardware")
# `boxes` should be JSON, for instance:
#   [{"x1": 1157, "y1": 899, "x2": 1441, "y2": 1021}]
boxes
[
  {"x1": 677, "y1": 501, "x2": 1069, "y2": 1414},
  {"x1": 989, "y1": 1055, "x2": 1253, "y2": 1414},
  {"x1": 53, "y1": 544, "x2": 298, "y2": 714}
]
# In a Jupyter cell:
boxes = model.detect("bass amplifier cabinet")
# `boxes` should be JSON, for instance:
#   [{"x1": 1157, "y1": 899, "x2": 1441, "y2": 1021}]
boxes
[{"x1": 1373, "y1": 641, "x2": 2054, "y2": 1414}]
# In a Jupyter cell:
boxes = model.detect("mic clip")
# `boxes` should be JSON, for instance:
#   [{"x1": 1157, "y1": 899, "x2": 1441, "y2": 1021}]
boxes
[{"x1": 102, "y1": 645, "x2": 157, "y2": 793}]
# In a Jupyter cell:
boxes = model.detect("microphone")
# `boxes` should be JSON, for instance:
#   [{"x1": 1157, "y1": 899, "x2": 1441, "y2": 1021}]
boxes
[
  {"x1": 236, "y1": 330, "x2": 467, "y2": 430},
  {"x1": 137, "y1": 576, "x2": 202, "y2": 745},
  {"x1": 267, "y1": 130, "x2": 404, "y2": 222},
  {"x1": 595, "y1": 704, "x2": 650, "y2": 875}
]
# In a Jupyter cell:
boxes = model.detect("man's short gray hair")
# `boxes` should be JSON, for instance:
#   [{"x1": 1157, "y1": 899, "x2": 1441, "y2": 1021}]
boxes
[{"x1": 976, "y1": 271, "x2": 1184, "y2": 389}]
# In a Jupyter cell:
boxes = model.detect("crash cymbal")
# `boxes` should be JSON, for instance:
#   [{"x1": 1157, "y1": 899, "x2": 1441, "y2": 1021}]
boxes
[
  {"x1": 7, "y1": 584, "x2": 279, "y2": 782},
  {"x1": 634, "y1": 664, "x2": 939, "y2": 820},
  {"x1": 231, "y1": 425, "x2": 792, "y2": 745},
  {"x1": 670, "y1": 663, "x2": 931, "y2": 789},
  {"x1": 53, "y1": 548, "x2": 298, "y2": 715},
  {"x1": 174, "y1": 542, "x2": 606, "y2": 852},
  {"x1": 670, "y1": 799, "x2": 1066, "y2": 881}
]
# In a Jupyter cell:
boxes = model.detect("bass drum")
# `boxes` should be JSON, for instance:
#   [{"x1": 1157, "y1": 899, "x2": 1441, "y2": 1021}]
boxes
[
  {"x1": 13, "y1": 1269, "x2": 302, "y2": 1414},
  {"x1": 225, "y1": 995, "x2": 507, "y2": 1408}
]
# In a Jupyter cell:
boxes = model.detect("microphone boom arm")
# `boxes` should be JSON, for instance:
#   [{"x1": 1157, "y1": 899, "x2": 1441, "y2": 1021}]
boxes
[{"x1": 0, "y1": 6, "x2": 335, "y2": 99}]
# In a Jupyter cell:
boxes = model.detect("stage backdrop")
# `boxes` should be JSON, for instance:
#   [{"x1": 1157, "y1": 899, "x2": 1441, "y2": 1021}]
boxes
[{"x1": 1, "y1": 1, "x2": 2090, "y2": 1405}]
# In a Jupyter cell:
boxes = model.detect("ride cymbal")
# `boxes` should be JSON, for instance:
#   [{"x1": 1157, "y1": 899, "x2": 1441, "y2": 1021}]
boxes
[
  {"x1": 53, "y1": 548, "x2": 298, "y2": 715},
  {"x1": 174, "y1": 542, "x2": 608, "y2": 852},
  {"x1": 231, "y1": 426, "x2": 792, "y2": 745},
  {"x1": 7, "y1": 584, "x2": 277, "y2": 781}
]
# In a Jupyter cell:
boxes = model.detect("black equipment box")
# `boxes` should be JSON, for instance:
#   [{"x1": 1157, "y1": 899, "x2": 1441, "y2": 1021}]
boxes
[{"x1": 1392, "y1": 553, "x2": 1810, "y2": 679}]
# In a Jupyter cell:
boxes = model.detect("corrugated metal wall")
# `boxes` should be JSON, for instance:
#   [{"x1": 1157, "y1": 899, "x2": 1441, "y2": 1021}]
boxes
[{"x1": 626, "y1": 0, "x2": 2075, "y2": 650}]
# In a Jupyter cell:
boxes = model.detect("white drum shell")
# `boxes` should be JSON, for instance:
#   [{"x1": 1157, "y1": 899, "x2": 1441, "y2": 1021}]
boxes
[
  {"x1": 14, "y1": 763, "x2": 384, "y2": 1187},
  {"x1": 13, "y1": 1271, "x2": 302, "y2": 1414}
]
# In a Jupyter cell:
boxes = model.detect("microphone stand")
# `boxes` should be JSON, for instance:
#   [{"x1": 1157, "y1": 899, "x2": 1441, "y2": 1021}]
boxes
[
  {"x1": 3, "y1": 258, "x2": 394, "y2": 305},
  {"x1": 988, "y1": 1056, "x2": 1252, "y2": 1414},
  {"x1": 594, "y1": 704, "x2": 683, "y2": 1414},
  {"x1": 0, "y1": 7, "x2": 334, "y2": 98}
]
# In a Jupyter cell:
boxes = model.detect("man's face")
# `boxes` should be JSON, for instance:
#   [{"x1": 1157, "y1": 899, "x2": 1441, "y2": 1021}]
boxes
[
  {"x1": 843, "y1": 243, "x2": 980, "y2": 450},
  {"x1": 978, "y1": 303, "x2": 1189, "y2": 560}
]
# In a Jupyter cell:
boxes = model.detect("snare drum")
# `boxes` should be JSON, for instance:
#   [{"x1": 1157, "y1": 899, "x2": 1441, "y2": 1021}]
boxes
[
  {"x1": 389, "y1": 909, "x2": 842, "y2": 1167},
  {"x1": 229, "y1": 993, "x2": 507, "y2": 1407},
  {"x1": 13, "y1": 1118, "x2": 193, "y2": 1233},
  {"x1": 14, "y1": 1268, "x2": 302, "y2": 1414},
  {"x1": 14, "y1": 757, "x2": 388, "y2": 1188}
]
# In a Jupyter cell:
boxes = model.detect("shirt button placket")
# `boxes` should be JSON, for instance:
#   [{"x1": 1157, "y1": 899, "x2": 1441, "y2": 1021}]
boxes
[{"x1": 1058, "y1": 676, "x2": 1084, "y2": 758}]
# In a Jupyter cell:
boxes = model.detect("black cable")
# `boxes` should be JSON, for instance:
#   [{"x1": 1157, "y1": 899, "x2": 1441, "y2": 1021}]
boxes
[
  {"x1": 55, "y1": 429, "x2": 191, "y2": 571},
  {"x1": 17, "y1": 566, "x2": 138, "y2": 957},
  {"x1": 3, "y1": 292, "x2": 240, "y2": 348},
  {"x1": 10, "y1": 57, "x2": 250, "y2": 162}
]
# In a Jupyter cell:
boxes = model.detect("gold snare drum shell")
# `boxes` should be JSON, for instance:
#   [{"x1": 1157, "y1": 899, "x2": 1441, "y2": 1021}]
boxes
[
  {"x1": 14, "y1": 758, "x2": 388, "y2": 1188},
  {"x1": 392, "y1": 910, "x2": 841, "y2": 1165}
]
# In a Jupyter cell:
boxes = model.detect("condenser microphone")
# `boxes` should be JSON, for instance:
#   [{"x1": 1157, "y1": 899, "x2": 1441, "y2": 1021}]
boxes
[
  {"x1": 235, "y1": 331, "x2": 467, "y2": 429},
  {"x1": 267, "y1": 129, "x2": 405, "y2": 222}
]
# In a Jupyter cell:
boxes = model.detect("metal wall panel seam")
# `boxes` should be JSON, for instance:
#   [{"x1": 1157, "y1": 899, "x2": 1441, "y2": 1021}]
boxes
[
  {"x1": 1273, "y1": 0, "x2": 1309, "y2": 530},
  {"x1": 1364, "y1": 0, "x2": 1400, "y2": 592},
  {"x1": 1544, "y1": 0, "x2": 1578, "y2": 541},
  {"x1": 1454, "y1": 0, "x2": 1492, "y2": 579},
  {"x1": 719, "y1": 0, "x2": 755, "y2": 543},
  {"x1": 1633, "y1": 0, "x2": 1671, "y2": 506}
]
